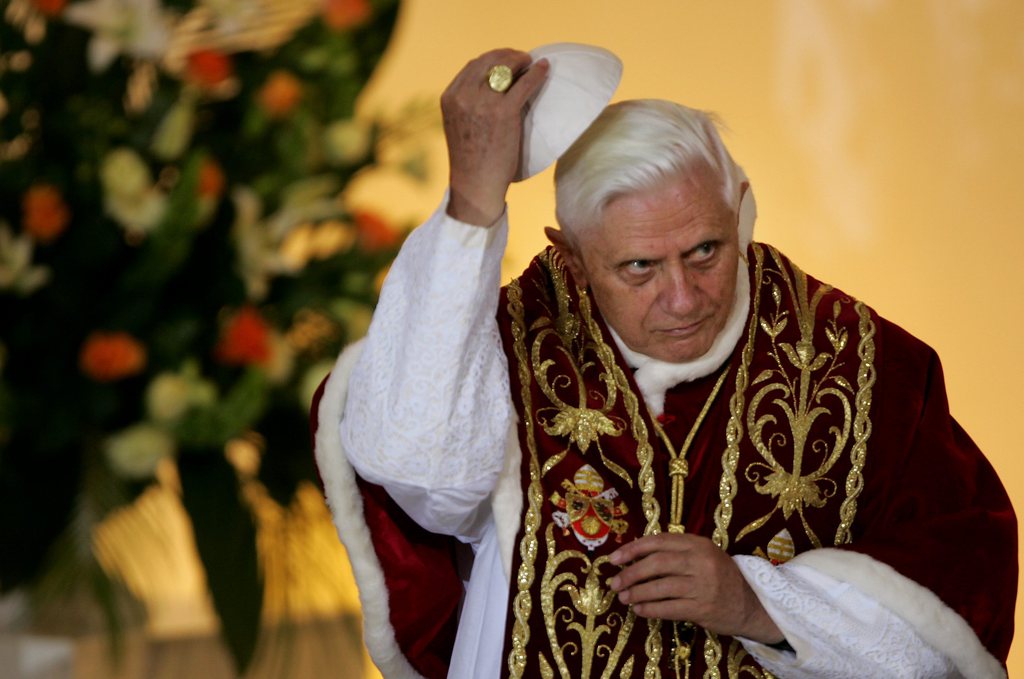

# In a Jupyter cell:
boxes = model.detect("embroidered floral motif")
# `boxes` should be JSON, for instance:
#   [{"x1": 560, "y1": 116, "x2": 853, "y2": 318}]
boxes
[
  {"x1": 532, "y1": 252, "x2": 632, "y2": 486},
  {"x1": 540, "y1": 524, "x2": 634, "y2": 679},
  {"x1": 737, "y1": 251, "x2": 855, "y2": 548}
]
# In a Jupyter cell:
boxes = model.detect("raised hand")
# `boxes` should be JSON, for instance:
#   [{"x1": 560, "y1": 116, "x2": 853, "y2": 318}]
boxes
[{"x1": 441, "y1": 48, "x2": 549, "y2": 226}]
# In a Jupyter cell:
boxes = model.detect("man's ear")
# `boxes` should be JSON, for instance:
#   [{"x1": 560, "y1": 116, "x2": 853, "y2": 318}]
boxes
[
  {"x1": 544, "y1": 226, "x2": 589, "y2": 287},
  {"x1": 736, "y1": 179, "x2": 755, "y2": 250}
]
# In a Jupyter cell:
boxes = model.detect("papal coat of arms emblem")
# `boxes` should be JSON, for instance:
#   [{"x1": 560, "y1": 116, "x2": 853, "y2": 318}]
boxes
[{"x1": 550, "y1": 464, "x2": 629, "y2": 550}]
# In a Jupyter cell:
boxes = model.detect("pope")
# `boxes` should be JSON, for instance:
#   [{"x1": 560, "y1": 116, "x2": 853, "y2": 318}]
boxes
[{"x1": 313, "y1": 45, "x2": 1017, "y2": 678}]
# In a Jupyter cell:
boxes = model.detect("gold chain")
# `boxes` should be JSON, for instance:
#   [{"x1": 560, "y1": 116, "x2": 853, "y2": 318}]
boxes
[
  {"x1": 651, "y1": 365, "x2": 729, "y2": 678},
  {"x1": 651, "y1": 365, "x2": 730, "y2": 534}
]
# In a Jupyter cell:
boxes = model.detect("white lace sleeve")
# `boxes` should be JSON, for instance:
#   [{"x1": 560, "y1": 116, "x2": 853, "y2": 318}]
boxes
[
  {"x1": 339, "y1": 197, "x2": 513, "y2": 540},
  {"x1": 733, "y1": 555, "x2": 960, "y2": 678}
]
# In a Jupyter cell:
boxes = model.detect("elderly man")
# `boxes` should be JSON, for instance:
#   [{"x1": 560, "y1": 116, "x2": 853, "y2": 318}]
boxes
[{"x1": 313, "y1": 48, "x2": 1016, "y2": 678}]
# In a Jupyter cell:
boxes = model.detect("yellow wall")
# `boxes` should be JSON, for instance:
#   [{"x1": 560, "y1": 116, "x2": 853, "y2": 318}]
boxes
[{"x1": 353, "y1": 0, "x2": 1024, "y2": 673}]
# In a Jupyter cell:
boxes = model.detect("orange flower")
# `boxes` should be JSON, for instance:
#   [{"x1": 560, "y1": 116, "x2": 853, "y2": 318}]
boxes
[
  {"x1": 214, "y1": 306, "x2": 271, "y2": 366},
  {"x1": 186, "y1": 49, "x2": 233, "y2": 89},
  {"x1": 257, "y1": 70, "x2": 303, "y2": 119},
  {"x1": 79, "y1": 332, "x2": 147, "y2": 382},
  {"x1": 323, "y1": 0, "x2": 371, "y2": 31},
  {"x1": 31, "y1": 0, "x2": 67, "y2": 16},
  {"x1": 354, "y1": 210, "x2": 399, "y2": 251},
  {"x1": 198, "y1": 157, "x2": 226, "y2": 199},
  {"x1": 22, "y1": 183, "x2": 70, "y2": 243}
]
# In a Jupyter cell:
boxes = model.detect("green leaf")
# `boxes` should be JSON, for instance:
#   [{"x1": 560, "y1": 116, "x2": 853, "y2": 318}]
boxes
[
  {"x1": 257, "y1": 400, "x2": 318, "y2": 506},
  {"x1": 178, "y1": 451, "x2": 262, "y2": 674},
  {"x1": 173, "y1": 368, "x2": 269, "y2": 449},
  {"x1": 117, "y1": 152, "x2": 204, "y2": 293}
]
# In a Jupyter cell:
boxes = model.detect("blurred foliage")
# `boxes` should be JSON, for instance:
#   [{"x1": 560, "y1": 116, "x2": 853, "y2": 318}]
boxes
[{"x1": 0, "y1": 0, "x2": 420, "y2": 671}]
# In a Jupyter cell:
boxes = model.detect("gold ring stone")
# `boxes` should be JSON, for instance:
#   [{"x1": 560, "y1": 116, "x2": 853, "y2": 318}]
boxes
[{"x1": 487, "y1": 64, "x2": 513, "y2": 93}]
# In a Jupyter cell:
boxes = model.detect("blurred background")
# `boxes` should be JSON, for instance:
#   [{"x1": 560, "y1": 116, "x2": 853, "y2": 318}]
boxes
[{"x1": 1, "y1": 0, "x2": 1021, "y2": 677}]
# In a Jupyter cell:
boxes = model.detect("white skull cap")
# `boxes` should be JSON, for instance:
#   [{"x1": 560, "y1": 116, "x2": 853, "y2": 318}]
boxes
[{"x1": 516, "y1": 43, "x2": 623, "y2": 180}]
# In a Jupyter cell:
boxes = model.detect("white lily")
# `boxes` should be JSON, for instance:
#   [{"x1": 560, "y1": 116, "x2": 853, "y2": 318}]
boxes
[
  {"x1": 64, "y1": 0, "x2": 173, "y2": 72},
  {"x1": 198, "y1": 0, "x2": 261, "y2": 34},
  {"x1": 230, "y1": 181, "x2": 345, "y2": 300},
  {"x1": 323, "y1": 118, "x2": 372, "y2": 167},
  {"x1": 145, "y1": 360, "x2": 218, "y2": 424},
  {"x1": 0, "y1": 223, "x2": 51, "y2": 295},
  {"x1": 230, "y1": 186, "x2": 291, "y2": 301},
  {"x1": 104, "y1": 423, "x2": 177, "y2": 480},
  {"x1": 99, "y1": 147, "x2": 168, "y2": 236}
]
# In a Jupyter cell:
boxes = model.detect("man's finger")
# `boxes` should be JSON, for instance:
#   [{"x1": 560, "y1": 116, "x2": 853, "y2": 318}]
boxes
[
  {"x1": 609, "y1": 532, "x2": 694, "y2": 565},
  {"x1": 506, "y1": 58, "x2": 550, "y2": 105},
  {"x1": 610, "y1": 550, "x2": 692, "y2": 592},
  {"x1": 446, "y1": 48, "x2": 531, "y2": 95},
  {"x1": 471, "y1": 49, "x2": 533, "y2": 92},
  {"x1": 617, "y1": 575, "x2": 694, "y2": 606},
  {"x1": 630, "y1": 599, "x2": 693, "y2": 621}
]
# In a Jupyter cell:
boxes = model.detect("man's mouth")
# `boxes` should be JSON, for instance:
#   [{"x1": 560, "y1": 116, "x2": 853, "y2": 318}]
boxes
[{"x1": 659, "y1": 319, "x2": 705, "y2": 337}]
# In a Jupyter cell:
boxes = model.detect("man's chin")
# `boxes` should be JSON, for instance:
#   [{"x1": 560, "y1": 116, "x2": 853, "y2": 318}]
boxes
[{"x1": 648, "y1": 337, "x2": 714, "y2": 364}]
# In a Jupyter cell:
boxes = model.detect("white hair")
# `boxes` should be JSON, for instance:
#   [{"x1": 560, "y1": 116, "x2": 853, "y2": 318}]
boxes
[{"x1": 554, "y1": 99, "x2": 746, "y2": 240}]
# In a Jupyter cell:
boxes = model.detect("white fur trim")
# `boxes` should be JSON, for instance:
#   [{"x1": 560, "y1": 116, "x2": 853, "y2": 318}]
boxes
[
  {"x1": 793, "y1": 548, "x2": 1006, "y2": 679},
  {"x1": 313, "y1": 340, "x2": 425, "y2": 679}
]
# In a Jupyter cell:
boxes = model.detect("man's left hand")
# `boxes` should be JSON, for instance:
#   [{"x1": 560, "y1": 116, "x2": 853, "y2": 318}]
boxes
[{"x1": 608, "y1": 532, "x2": 784, "y2": 644}]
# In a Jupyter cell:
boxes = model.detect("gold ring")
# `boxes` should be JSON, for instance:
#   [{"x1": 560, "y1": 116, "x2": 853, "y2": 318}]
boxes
[{"x1": 487, "y1": 64, "x2": 514, "y2": 93}]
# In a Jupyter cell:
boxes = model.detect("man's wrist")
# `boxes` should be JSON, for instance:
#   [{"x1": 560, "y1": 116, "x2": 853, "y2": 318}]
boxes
[
  {"x1": 740, "y1": 589, "x2": 785, "y2": 645},
  {"x1": 446, "y1": 185, "x2": 506, "y2": 227}
]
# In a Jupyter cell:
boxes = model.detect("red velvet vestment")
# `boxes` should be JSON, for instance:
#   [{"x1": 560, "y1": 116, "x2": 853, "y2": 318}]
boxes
[{"x1": 313, "y1": 242, "x2": 1016, "y2": 678}]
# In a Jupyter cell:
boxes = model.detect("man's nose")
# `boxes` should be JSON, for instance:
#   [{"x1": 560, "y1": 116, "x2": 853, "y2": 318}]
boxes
[{"x1": 658, "y1": 266, "x2": 700, "y2": 316}]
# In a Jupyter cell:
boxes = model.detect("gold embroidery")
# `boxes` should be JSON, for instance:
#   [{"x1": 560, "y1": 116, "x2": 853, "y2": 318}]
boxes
[
  {"x1": 540, "y1": 524, "x2": 633, "y2": 679},
  {"x1": 725, "y1": 638, "x2": 775, "y2": 678},
  {"x1": 643, "y1": 618, "x2": 663, "y2": 679},
  {"x1": 702, "y1": 632, "x2": 722, "y2": 679},
  {"x1": 536, "y1": 255, "x2": 632, "y2": 486},
  {"x1": 736, "y1": 249, "x2": 853, "y2": 548},
  {"x1": 506, "y1": 278, "x2": 543, "y2": 679},
  {"x1": 714, "y1": 245, "x2": 766, "y2": 550},
  {"x1": 574, "y1": 288, "x2": 667, "y2": 676},
  {"x1": 575, "y1": 289, "x2": 657, "y2": 528},
  {"x1": 540, "y1": 654, "x2": 555, "y2": 679},
  {"x1": 547, "y1": 249, "x2": 582, "y2": 352},
  {"x1": 510, "y1": 243, "x2": 868, "y2": 678},
  {"x1": 670, "y1": 622, "x2": 695, "y2": 679},
  {"x1": 834, "y1": 301, "x2": 876, "y2": 545},
  {"x1": 522, "y1": 255, "x2": 667, "y2": 678}
]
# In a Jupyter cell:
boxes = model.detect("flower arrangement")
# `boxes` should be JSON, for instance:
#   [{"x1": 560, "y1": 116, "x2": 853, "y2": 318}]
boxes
[{"x1": 0, "y1": 0, "x2": 416, "y2": 670}]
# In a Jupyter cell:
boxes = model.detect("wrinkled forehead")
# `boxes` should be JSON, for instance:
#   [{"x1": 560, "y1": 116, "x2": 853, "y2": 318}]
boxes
[{"x1": 580, "y1": 165, "x2": 753, "y2": 255}]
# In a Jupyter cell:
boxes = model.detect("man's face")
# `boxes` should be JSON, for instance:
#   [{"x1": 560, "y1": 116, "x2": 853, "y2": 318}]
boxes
[{"x1": 551, "y1": 166, "x2": 740, "y2": 364}]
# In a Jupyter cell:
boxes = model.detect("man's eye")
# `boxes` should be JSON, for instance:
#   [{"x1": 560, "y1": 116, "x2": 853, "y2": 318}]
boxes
[
  {"x1": 691, "y1": 242, "x2": 717, "y2": 260},
  {"x1": 626, "y1": 260, "x2": 653, "y2": 272}
]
